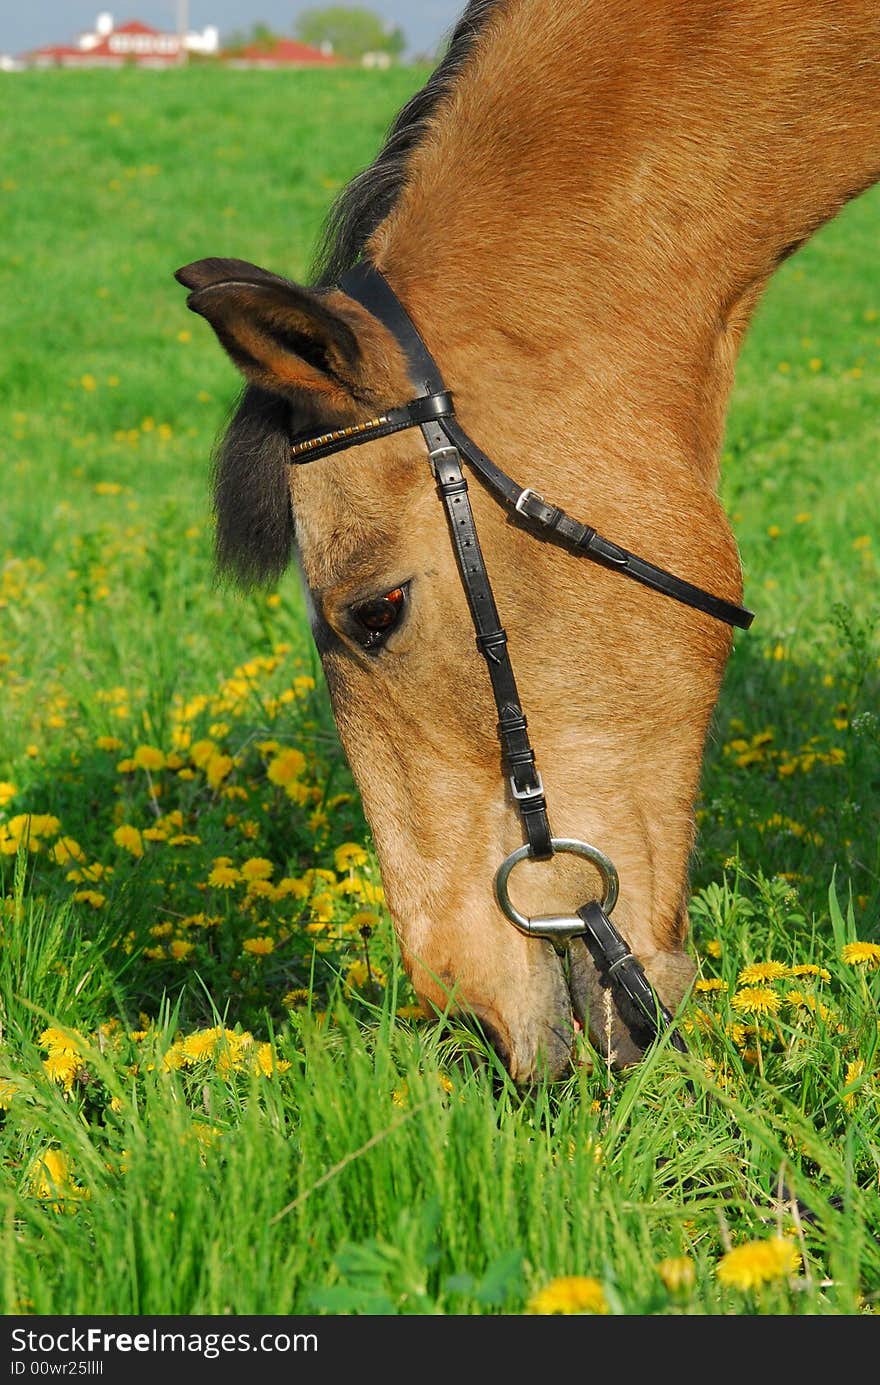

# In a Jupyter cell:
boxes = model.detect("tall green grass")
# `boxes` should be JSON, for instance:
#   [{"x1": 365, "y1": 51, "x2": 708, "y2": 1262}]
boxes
[{"x1": 0, "y1": 68, "x2": 878, "y2": 1316}]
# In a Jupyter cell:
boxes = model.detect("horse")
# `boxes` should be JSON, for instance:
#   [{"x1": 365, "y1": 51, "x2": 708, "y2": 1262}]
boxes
[{"x1": 176, "y1": 0, "x2": 880, "y2": 1083}]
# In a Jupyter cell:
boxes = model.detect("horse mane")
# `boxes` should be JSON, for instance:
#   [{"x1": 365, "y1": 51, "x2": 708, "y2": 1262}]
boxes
[
  {"x1": 312, "y1": 0, "x2": 506, "y2": 287},
  {"x1": 213, "y1": 0, "x2": 504, "y2": 588}
]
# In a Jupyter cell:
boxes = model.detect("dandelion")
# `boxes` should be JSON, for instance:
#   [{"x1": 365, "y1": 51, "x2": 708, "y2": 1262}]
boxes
[
  {"x1": 39, "y1": 1026, "x2": 82, "y2": 1055},
  {"x1": 731, "y1": 986, "x2": 780, "y2": 1016},
  {"x1": 528, "y1": 1276, "x2": 609, "y2": 1315},
  {"x1": 73, "y1": 890, "x2": 106, "y2": 909},
  {"x1": 207, "y1": 863, "x2": 240, "y2": 889},
  {"x1": 334, "y1": 842, "x2": 369, "y2": 872},
  {"x1": 242, "y1": 937, "x2": 274, "y2": 956},
  {"x1": 283, "y1": 988, "x2": 311, "y2": 1008},
  {"x1": 694, "y1": 978, "x2": 725, "y2": 994},
  {"x1": 133, "y1": 745, "x2": 165, "y2": 772},
  {"x1": 737, "y1": 961, "x2": 790, "y2": 985},
  {"x1": 0, "y1": 781, "x2": 16, "y2": 806},
  {"x1": 205, "y1": 752, "x2": 233, "y2": 789},
  {"x1": 96, "y1": 736, "x2": 123, "y2": 752},
  {"x1": 32, "y1": 1149, "x2": 87, "y2": 1203},
  {"x1": 113, "y1": 824, "x2": 143, "y2": 858},
  {"x1": 345, "y1": 959, "x2": 385, "y2": 990},
  {"x1": 43, "y1": 1051, "x2": 79, "y2": 1091},
  {"x1": 254, "y1": 1042, "x2": 290, "y2": 1077},
  {"x1": 790, "y1": 963, "x2": 831, "y2": 981},
  {"x1": 176, "y1": 1029, "x2": 217, "y2": 1063},
  {"x1": 267, "y1": 748, "x2": 306, "y2": 786},
  {"x1": 716, "y1": 1237, "x2": 799, "y2": 1291},
  {"x1": 168, "y1": 939, "x2": 194, "y2": 961},
  {"x1": 51, "y1": 836, "x2": 85, "y2": 866},
  {"x1": 843, "y1": 1058, "x2": 865, "y2": 1110},
  {"x1": 841, "y1": 942, "x2": 880, "y2": 969},
  {"x1": 657, "y1": 1257, "x2": 695, "y2": 1293},
  {"x1": 240, "y1": 857, "x2": 274, "y2": 882}
]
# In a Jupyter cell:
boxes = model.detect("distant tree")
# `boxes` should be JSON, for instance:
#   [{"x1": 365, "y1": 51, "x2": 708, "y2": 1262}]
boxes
[
  {"x1": 224, "y1": 22, "x2": 281, "y2": 54},
  {"x1": 294, "y1": 7, "x2": 406, "y2": 61}
]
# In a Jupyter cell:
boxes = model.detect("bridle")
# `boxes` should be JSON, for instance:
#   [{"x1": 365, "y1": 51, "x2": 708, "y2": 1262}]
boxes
[{"x1": 288, "y1": 262, "x2": 755, "y2": 1056}]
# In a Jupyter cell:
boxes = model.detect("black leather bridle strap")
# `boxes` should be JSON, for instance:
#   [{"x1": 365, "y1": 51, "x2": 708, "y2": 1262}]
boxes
[
  {"x1": 439, "y1": 416, "x2": 755, "y2": 631},
  {"x1": 421, "y1": 417, "x2": 553, "y2": 859}
]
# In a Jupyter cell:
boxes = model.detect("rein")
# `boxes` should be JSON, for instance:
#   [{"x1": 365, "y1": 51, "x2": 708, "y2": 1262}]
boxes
[{"x1": 289, "y1": 262, "x2": 755, "y2": 1057}]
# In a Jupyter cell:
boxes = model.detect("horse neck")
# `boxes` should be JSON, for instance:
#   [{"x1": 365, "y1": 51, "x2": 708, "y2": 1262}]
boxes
[{"x1": 374, "y1": 0, "x2": 880, "y2": 487}]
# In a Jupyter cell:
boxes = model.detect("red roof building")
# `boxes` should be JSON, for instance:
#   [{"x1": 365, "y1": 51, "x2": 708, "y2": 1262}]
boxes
[
  {"x1": 22, "y1": 13, "x2": 218, "y2": 68},
  {"x1": 226, "y1": 38, "x2": 340, "y2": 69}
]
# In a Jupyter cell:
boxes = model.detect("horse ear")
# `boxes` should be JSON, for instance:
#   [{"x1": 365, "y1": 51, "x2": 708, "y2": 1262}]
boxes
[{"x1": 174, "y1": 258, "x2": 363, "y2": 407}]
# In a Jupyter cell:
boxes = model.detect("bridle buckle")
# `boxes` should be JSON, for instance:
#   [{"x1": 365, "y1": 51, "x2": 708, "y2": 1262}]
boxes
[
  {"x1": 509, "y1": 770, "x2": 544, "y2": 802},
  {"x1": 515, "y1": 486, "x2": 544, "y2": 515}
]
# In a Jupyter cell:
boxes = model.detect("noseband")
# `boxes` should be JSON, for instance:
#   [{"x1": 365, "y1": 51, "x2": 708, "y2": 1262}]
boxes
[{"x1": 289, "y1": 262, "x2": 755, "y2": 1057}]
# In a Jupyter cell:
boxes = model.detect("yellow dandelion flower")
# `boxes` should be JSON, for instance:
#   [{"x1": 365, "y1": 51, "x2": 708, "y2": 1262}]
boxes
[
  {"x1": 253, "y1": 1042, "x2": 290, "y2": 1077},
  {"x1": 73, "y1": 890, "x2": 106, "y2": 909},
  {"x1": 348, "y1": 909, "x2": 381, "y2": 931},
  {"x1": 0, "y1": 1078, "x2": 17, "y2": 1110},
  {"x1": 267, "y1": 748, "x2": 306, "y2": 786},
  {"x1": 132, "y1": 744, "x2": 165, "y2": 771},
  {"x1": 307, "y1": 890, "x2": 335, "y2": 924},
  {"x1": 345, "y1": 959, "x2": 385, "y2": 990},
  {"x1": 207, "y1": 864, "x2": 240, "y2": 889},
  {"x1": 240, "y1": 857, "x2": 274, "y2": 881},
  {"x1": 39, "y1": 1026, "x2": 82, "y2": 1055},
  {"x1": 283, "y1": 988, "x2": 312, "y2": 1008},
  {"x1": 180, "y1": 1028, "x2": 220, "y2": 1063},
  {"x1": 205, "y1": 752, "x2": 233, "y2": 789},
  {"x1": 528, "y1": 1276, "x2": 609, "y2": 1315},
  {"x1": 0, "y1": 781, "x2": 16, "y2": 806},
  {"x1": 51, "y1": 836, "x2": 85, "y2": 866},
  {"x1": 33, "y1": 1149, "x2": 73, "y2": 1197},
  {"x1": 168, "y1": 939, "x2": 194, "y2": 961},
  {"x1": 242, "y1": 936, "x2": 274, "y2": 956},
  {"x1": 285, "y1": 780, "x2": 312, "y2": 807},
  {"x1": 843, "y1": 1058, "x2": 865, "y2": 1110},
  {"x1": 395, "y1": 1003, "x2": 425, "y2": 1021},
  {"x1": 841, "y1": 942, "x2": 880, "y2": 969},
  {"x1": 277, "y1": 876, "x2": 309, "y2": 900},
  {"x1": 43, "y1": 1051, "x2": 79, "y2": 1091},
  {"x1": 716, "y1": 1237, "x2": 800, "y2": 1291},
  {"x1": 737, "y1": 961, "x2": 790, "y2": 985},
  {"x1": 245, "y1": 879, "x2": 279, "y2": 901},
  {"x1": 113, "y1": 824, "x2": 143, "y2": 857},
  {"x1": 657, "y1": 1257, "x2": 695, "y2": 1293},
  {"x1": 790, "y1": 964, "x2": 831, "y2": 981},
  {"x1": 731, "y1": 985, "x2": 780, "y2": 1016},
  {"x1": 334, "y1": 842, "x2": 369, "y2": 872},
  {"x1": 694, "y1": 978, "x2": 725, "y2": 994}
]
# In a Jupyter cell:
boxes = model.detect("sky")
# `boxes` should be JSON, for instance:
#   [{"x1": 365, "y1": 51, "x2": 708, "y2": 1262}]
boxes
[{"x1": 0, "y1": 2, "x2": 465, "y2": 59}]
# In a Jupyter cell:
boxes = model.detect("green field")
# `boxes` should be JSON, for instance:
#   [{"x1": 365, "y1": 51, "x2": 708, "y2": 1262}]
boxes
[{"x1": 0, "y1": 67, "x2": 878, "y2": 1316}]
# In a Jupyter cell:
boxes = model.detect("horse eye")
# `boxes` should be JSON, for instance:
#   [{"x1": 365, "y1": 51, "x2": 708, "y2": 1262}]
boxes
[{"x1": 350, "y1": 586, "x2": 407, "y2": 650}]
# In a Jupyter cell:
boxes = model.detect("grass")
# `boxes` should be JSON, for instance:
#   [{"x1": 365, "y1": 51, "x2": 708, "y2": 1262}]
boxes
[{"x1": 0, "y1": 66, "x2": 878, "y2": 1317}]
